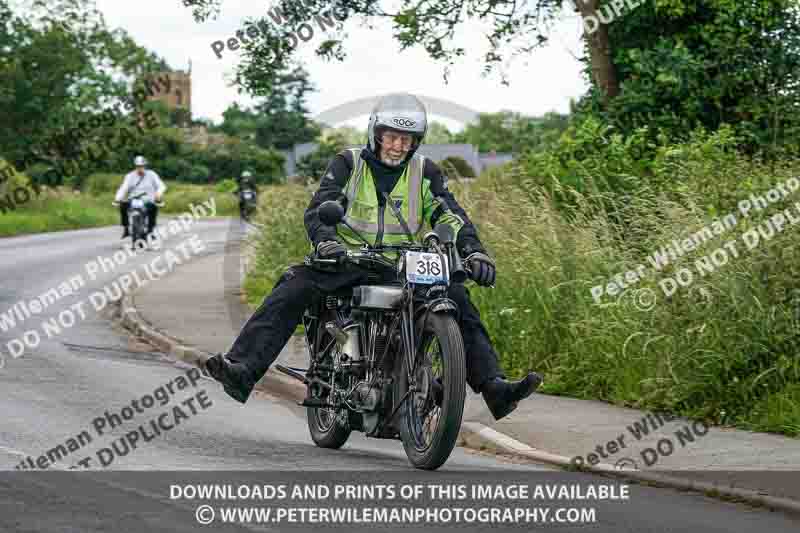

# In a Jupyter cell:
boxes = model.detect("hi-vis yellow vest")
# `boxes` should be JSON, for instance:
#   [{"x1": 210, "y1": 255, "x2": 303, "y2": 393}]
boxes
[{"x1": 337, "y1": 149, "x2": 464, "y2": 248}]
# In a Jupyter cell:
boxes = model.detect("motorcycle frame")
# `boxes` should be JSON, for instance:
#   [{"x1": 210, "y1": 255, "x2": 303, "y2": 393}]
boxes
[
  {"x1": 300, "y1": 255, "x2": 459, "y2": 438},
  {"x1": 128, "y1": 201, "x2": 152, "y2": 240}
]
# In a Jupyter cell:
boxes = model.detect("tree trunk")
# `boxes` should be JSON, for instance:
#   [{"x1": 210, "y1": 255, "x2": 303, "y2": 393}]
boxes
[{"x1": 575, "y1": 0, "x2": 620, "y2": 104}]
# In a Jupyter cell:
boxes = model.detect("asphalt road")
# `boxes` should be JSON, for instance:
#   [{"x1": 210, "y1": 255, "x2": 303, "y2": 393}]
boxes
[{"x1": 0, "y1": 219, "x2": 797, "y2": 532}]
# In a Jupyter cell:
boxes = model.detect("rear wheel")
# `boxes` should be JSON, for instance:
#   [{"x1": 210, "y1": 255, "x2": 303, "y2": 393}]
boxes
[
  {"x1": 395, "y1": 313, "x2": 466, "y2": 470},
  {"x1": 306, "y1": 318, "x2": 351, "y2": 449}
]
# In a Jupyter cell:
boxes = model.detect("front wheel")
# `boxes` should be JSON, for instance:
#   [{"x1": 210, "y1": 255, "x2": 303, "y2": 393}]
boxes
[
  {"x1": 395, "y1": 313, "x2": 466, "y2": 470},
  {"x1": 130, "y1": 213, "x2": 146, "y2": 248}
]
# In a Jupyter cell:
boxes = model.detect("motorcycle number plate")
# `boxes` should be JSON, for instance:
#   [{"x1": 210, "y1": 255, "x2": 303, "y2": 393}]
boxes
[
  {"x1": 243, "y1": 192, "x2": 254, "y2": 199},
  {"x1": 131, "y1": 199, "x2": 144, "y2": 208},
  {"x1": 405, "y1": 252, "x2": 447, "y2": 285}
]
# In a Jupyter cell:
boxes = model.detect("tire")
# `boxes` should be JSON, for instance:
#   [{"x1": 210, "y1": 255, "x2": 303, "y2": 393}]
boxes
[
  {"x1": 306, "y1": 319, "x2": 351, "y2": 449},
  {"x1": 130, "y1": 213, "x2": 146, "y2": 248},
  {"x1": 395, "y1": 313, "x2": 466, "y2": 470}
]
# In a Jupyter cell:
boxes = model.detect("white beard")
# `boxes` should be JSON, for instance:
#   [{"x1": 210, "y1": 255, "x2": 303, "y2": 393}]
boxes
[{"x1": 381, "y1": 154, "x2": 404, "y2": 167}]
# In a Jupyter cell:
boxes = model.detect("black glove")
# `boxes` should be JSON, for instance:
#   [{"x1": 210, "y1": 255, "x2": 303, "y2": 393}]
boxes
[
  {"x1": 465, "y1": 252, "x2": 496, "y2": 286},
  {"x1": 316, "y1": 240, "x2": 346, "y2": 259}
]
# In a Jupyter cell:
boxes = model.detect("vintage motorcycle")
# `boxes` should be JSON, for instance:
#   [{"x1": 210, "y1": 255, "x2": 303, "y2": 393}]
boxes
[
  {"x1": 275, "y1": 199, "x2": 470, "y2": 470},
  {"x1": 237, "y1": 188, "x2": 257, "y2": 221},
  {"x1": 113, "y1": 191, "x2": 164, "y2": 249}
]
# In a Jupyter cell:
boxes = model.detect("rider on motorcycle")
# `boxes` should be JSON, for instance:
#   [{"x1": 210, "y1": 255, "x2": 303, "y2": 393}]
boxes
[
  {"x1": 205, "y1": 93, "x2": 542, "y2": 421},
  {"x1": 237, "y1": 170, "x2": 257, "y2": 193},
  {"x1": 236, "y1": 170, "x2": 258, "y2": 212},
  {"x1": 115, "y1": 155, "x2": 166, "y2": 239}
]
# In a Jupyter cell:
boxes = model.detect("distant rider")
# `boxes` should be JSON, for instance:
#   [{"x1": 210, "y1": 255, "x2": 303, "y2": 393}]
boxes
[
  {"x1": 236, "y1": 170, "x2": 258, "y2": 197},
  {"x1": 115, "y1": 155, "x2": 166, "y2": 239}
]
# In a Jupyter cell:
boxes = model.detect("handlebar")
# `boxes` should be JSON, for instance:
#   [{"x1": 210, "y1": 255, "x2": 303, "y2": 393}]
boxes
[
  {"x1": 112, "y1": 196, "x2": 165, "y2": 207},
  {"x1": 308, "y1": 248, "x2": 473, "y2": 277}
]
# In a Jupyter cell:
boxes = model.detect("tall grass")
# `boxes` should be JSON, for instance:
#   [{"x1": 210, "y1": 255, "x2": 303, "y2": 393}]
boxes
[
  {"x1": 241, "y1": 184, "x2": 312, "y2": 307},
  {"x1": 0, "y1": 188, "x2": 118, "y2": 237}
]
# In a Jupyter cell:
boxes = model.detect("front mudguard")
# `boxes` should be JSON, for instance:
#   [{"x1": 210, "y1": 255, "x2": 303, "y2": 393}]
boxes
[{"x1": 416, "y1": 297, "x2": 460, "y2": 323}]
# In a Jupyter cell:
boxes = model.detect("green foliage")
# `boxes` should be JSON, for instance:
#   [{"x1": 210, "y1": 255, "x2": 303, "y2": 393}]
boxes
[
  {"x1": 582, "y1": 0, "x2": 800, "y2": 155},
  {"x1": 321, "y1": 125, "x2": 364, "y2": 146},
  {"x1": 214, "y1": 67, "x2": 321, "y2": 151},
  {"x1": 84, "y1": 173, "x2": 120, "y2": 195},
  {"x1": 240, "y1": 184, "x2": 316, "y2": 308},
  {"x1": 0, "y1": 0, "x2": 169, "y2": 168},
  {"x1": 453, "y1": 111, "x2": 570, "y2": 153},
  {"x1": 0, "y1": 159, "x2": 31, "y2": 198},
  {"x1": 296, "y1": 131, "x2": 348, "y2": 180},
  {"x1": 159, "y1": 182, "x2": 238, "y2": 216},
  {"x1": 196, "y1": 138, "x2": 285, "y2": 183},
  {"x1": 0, "y1": 187, "x2": 117, "y2": 237},
  {"x1": 439, "y1": 156, "x2": 477, "y2": 179},
  {"x1": 215, "y1": 178, "x2": 238, "y2": 193},
  {"x1": 214, "y1": 102, "x2": 259, "y2": 140},
  {"x1": 160, "y1": 156, "x2": 193, "y2": 180},
  {"x1": 187, "y1": 164, "x2": 210, "y2": 183},
  {"x1": 424, "y1": 121, "x2": 453, "y2": 144},
  {"x1": 515, "y1": 117, "x2": 651, "y2": 204}
]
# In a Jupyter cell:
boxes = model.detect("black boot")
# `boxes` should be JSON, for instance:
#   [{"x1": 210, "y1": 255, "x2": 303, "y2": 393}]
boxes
[
  {"x1": 204, "y1": 353, "x2": 257, "y2": 404},
  {"x1": 121, "y1": 227, "x2": 130, "y2": 239},
  {"x1": 481, "y1": 373, "x2": 543, "y2": 421}
]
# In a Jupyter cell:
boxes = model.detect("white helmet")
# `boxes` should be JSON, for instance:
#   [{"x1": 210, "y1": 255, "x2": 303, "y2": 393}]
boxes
[
  {"x1": 241, "y1": 170, "x2": 252, "y2": 178},
  {"x1": 367, "y1": 93, "x2": 428, "y2": 166},
  {"x1": 133, "y1": 155, "x2": 147, "y2": 167}
]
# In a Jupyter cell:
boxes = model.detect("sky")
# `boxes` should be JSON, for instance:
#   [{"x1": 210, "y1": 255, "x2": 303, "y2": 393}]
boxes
[{"x1": 95, "y1": 0, "x2": 590, "y2": 131}]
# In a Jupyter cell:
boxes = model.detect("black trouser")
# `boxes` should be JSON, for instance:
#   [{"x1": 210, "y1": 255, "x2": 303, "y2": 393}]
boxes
[
  {"x1": 119, "y1": 201, "x2": 158, "y2": 234},
  {"x1": 226, "y1": 264, "x2": 504, "y2": 393}
]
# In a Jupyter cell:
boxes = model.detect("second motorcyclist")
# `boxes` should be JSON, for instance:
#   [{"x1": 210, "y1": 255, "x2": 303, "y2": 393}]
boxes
[
  {"x1": 235, "y1": 170, "x2": 258, "y2": 219},
  {"x1": 115, "y1": 155, "x2": 166, "y2": 239}
]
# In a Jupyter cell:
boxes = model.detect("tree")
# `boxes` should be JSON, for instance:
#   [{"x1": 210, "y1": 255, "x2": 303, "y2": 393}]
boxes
[
  {"x1": 215, "y1": 102, "x2": 259, "y2": 139},
  {"x1": 213, "y1": 68, "x2": 321, "y2": 151},
  {"x1": 296, "y1": 131, "x2": 348, "y2": 179},
  {"x1": 590, "y1": 0, "x2": 800, "y2": 153},
  {"x1": 425, "y1": 121, "x2": 453, "y2": 144},
  {"x1": 320, "y1": 125, "x2": 365, "y2": 146},
  {"x1": 0, "y1": 0, "x2": 170, "y2": 174},
  {"x1": 252, "y1": 66, "x2": 321, "y2": 150},
  {"x1": 453, "y1": 111, "x2": 569, "y2": 153}
]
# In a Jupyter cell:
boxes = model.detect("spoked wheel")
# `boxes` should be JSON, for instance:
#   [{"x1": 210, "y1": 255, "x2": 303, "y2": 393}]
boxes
[
  {"x1": 395, "y1": 313, "x2": 466, "y2": 470},
  {"x1": 306, "y1": 322, "x2": 351, "y2": 449}
]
